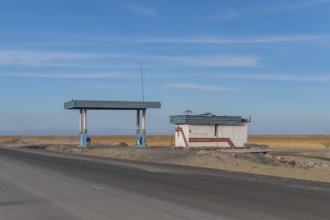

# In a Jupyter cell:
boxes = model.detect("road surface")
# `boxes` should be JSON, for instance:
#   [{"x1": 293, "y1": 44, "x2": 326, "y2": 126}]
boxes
[{"x1": 0, "y1": 147, "x2": 329, "y2": 220}]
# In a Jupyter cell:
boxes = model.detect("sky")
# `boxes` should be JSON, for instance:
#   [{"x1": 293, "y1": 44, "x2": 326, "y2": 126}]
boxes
[{"x1": 1, "y1": 0, "x2": 330, "y2": 135}]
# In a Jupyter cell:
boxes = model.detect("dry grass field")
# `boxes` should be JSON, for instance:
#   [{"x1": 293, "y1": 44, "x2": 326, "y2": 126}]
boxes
[
  {"x1": 248, "y1": 135, "x2": 330, "y2": 149},
  {"x1": 1, "y1": 135, "x2": 330, "y2": 149}
]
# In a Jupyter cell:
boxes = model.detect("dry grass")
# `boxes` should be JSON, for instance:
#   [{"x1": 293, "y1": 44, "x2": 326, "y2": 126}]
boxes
[
  {"x1": 1, "y1": 135, "x2": 330, "y2": 148},
  {"x1": 248, "y1": 135, "x2": 330, "y2": 149}
]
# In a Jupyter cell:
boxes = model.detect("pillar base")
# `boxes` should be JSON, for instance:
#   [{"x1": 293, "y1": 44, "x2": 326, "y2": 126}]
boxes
[
  {"x1": 136, "y1": 131, "x2": 146, "y2": 147},
  {"x1": 80, "y1": 133, "x2": 88, "y2": 147}
]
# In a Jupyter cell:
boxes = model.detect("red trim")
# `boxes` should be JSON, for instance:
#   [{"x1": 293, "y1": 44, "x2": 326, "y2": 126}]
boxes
[
  {"x1": 189, "y1": 138, "x2": 236, "y2": 148},
  {"x1": 175, "y1": 127, "x2": 189, "y2": 147}
]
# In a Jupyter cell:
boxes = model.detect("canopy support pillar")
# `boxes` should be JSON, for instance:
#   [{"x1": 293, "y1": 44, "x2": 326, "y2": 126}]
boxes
[
  {"x1": 79, "y1": 109, "x2": 88, "y2": 147},
  {"x1": 136, "y1": 109, "x2": 147, "y2": 147}
]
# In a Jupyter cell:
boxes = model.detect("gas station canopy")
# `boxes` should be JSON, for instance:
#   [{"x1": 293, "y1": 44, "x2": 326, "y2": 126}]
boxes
[
  {"x1": 64, "y1": 100, "x2": 161, "y2": 110},
  {"x1": 64, "y1": 99, "x2": 161, "y2": 148}
]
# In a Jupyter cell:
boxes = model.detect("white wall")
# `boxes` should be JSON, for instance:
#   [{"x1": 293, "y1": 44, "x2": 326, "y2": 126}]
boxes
[
  {"x1": 174, "y1": 123, "x2": 248, "y2": 148},
  {"x1": 189, "y1": 125, "x2": 215, "y2": 137},
  {"x1": 216, "y1": 123, "x2": 248, "y2": 147},
  {"x1": 175, "y1": 124, "x2": 190, "y2": 147}
]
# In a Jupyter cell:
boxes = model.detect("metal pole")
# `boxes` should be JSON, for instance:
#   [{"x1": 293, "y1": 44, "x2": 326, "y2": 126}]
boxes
[{"x1": 140, "y1": 63, "x2": 145, "y2": 102}]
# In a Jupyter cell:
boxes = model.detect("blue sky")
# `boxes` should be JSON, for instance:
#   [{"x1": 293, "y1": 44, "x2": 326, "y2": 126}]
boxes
[{"x1": 1, "y1": 0, "x2": 330, "y2": 135}]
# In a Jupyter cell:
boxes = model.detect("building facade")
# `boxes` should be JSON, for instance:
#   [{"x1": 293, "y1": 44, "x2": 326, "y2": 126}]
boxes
[{"x1": 170, "y1": 112, "x2": 249, "y2": 148}]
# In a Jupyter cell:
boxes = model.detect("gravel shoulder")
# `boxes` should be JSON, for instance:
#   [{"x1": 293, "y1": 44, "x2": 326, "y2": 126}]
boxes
[{"x1": 3, "y1": 143, "x2": 328, "y2": 183}]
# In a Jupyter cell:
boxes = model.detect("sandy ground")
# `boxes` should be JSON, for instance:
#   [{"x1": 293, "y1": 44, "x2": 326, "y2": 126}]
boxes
[
  {"x1": 0, "y1": 136, "x2": 174, "y2": 146},
  {"x1": 1, "y1": 135, "x2": 330, "y2": 148},
  {"x1": 1, "y1": 135, "x2": 330, "y2": 183}
]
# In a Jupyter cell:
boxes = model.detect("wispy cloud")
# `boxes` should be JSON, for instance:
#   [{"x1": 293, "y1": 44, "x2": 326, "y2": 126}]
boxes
[
  {"x1": 204, "y1": 10, "x2": 240, "y2": 20},
  {"x1": 0, "y1": 50, "x2": 103, "y2": 66},
  {"x1": 130, "y1": 34, "x2": 330, "y2": 44},
  {"x1": 0, "y1": 50, "x2": 257, "y2": 68},
  {"x1": 128, "y1": 4, "x2": 157, "y2": 17},
  {"x1": 1, "y1": 70, "x2": 329, "y2": 84},
  {"x1": 159, "y1": 72, "x2": 329, "y2": 83},
  {"x1": 0, "y1": 50, "x2": 161, "y2": 68},
  {"x1": 149, "y1": 55, "x2": 259, "y2": 67},
  {"x1": 163, "y1": 81, "x2": 328, "y2": 94},
  {"x1": 205, "y1": 73, "x2": 330, "y2": 82},
  {"x1": 4, "y1": 33, "x2": 328, "y2": 49},
  {"x1": 90, "y1": 84, "x2": 127, "y2": 89},
  {"x1": 0, "y1": 71, "x2": 186, "y2": 79},
  {"x1": 0, "y1": 72, "x2": 135, "y2": 79},
  {"x1": 271, "y1": 0, "x2": 330, "y2": 12},
  {"x1": 163, "y1": 83, "x2": 239, "y2": 91}
]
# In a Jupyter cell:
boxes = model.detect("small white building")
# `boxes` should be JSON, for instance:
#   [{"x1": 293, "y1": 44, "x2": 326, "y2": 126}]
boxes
[{"x1": 170, "y1": 112, "x2": 249, "y2": 148}]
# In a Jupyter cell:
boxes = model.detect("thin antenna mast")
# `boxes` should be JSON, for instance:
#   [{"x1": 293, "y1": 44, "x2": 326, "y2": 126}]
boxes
[{"x1": 140, "y1": 62, "x2": 145, "y2": 102}]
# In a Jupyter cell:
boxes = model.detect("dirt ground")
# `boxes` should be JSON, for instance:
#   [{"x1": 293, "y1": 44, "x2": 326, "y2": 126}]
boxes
[
  {"x1": 1, "y1": 135, "x2": 330, "y2": 183},
  {"x1": 1, "y1": 135, "x2": 330, "y2": 148},
  {"x1": 0, "y1": 135, "x2": 174, "y2": 146}
]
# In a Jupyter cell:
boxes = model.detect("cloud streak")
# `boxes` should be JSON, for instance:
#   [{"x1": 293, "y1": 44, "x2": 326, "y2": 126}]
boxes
[
  {"x1": 0, "y1": 50, "x2": 257, "y2": 68},
  {"x1": 130, "y1": 34, "x2": 330, "y2": 44},
  {"x1": 163, "y1": 83, "x2": 239, "y2": 91},
  {"x1": 271, "y1": 0, "x2": 330, "y2": 12},
  {"x1": 204, "y1": 10, "x2": 240, "y2": 20},
  {"x1": 1, "y1": 71, "x2": 329, "y2": 83},
  {"x1": 0, "y1": 50, "x2": 103, "y2": 66},
  {"x1": 90, "y1": 84, "x2": 127, "y2": 89},
  {"x1": 204, "y1": 73, "x2": 330, "y2": 82},
  {"x1": 0, "y1": 72, "x2": 135, "y2": 79},
  {"x1": 163, "y1": 81, "x2": 328, "y2": 94},
  {"x1": 128, "y1": 4, "x2": 157, "y2": 17},
  {"x1": 146, "y1": 55, "x2": 259, "y2": 67}
]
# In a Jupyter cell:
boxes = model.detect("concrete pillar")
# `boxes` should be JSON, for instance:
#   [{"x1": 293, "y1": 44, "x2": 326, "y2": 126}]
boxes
[
  {"x1": 136, "y1": 109, "x2": 146, "y2": 147},
  {"x1": 79, "y1": 109, "x2": 88, "y2": 147},
  {"x1": 84, "y1": 109, "x2": 87, "y2": 132},
  {"x1": 142, "y1": 109, "x2": 146, "y2": 133},
  {"x1": 79, "y1": 109, "x2": 83, "y2": 146},
  {"x1": 136, "y1": 110, "x2": 140, "y2": 146},
  {"x1": 136, "y1": 110, "x2": 140, "y2": 132},
  {"x1": 141, "y1": 109, "x2": 146, "y2": 147},
  {"x1": 79, "y1": 109, "x2": 83, "y2": 133}
]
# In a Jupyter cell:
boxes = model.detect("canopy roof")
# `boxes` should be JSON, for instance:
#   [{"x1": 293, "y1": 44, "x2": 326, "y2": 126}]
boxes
[{"x1": 64, "y1": 100, "x2": 161, "y2": 110}]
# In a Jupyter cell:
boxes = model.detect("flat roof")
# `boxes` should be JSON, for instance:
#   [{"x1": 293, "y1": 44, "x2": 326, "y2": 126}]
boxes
[
  {"x1": 170, "y1": 114, "x2": 247, "y2": 125},
  {"x1": 64, "y1": 100, "x2": 161, "y2": 110}
]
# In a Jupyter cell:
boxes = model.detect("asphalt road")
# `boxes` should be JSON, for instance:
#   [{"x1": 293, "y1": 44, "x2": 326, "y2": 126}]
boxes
[{"x1": 1, "y1": 147, "x2": 330, "y2": 220}]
